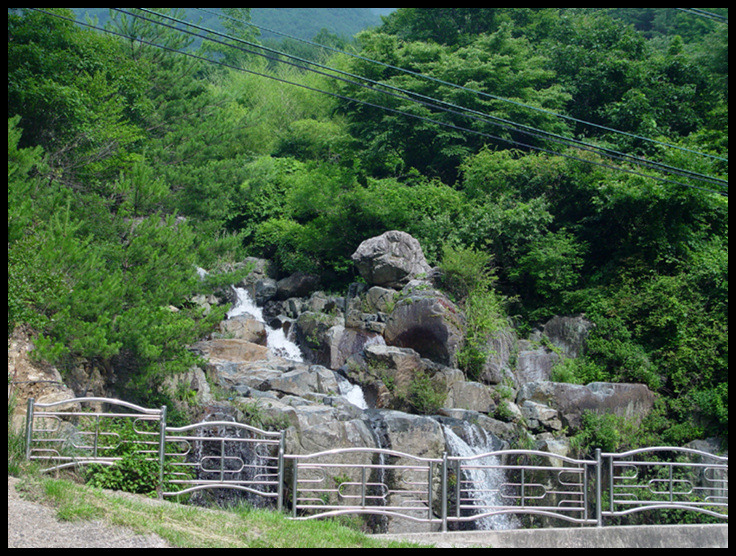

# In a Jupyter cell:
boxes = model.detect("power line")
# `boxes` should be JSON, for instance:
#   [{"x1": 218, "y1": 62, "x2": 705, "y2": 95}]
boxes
[
  {"x1": 129, "y1": 8, "x2": 728, "y2": 193},
  {"x1": 675, "y1": 9, "x2": 728, "y2": 23},
  {"x1": 27, "y1": 8, "x2": 728, "y2": 196},
  {"x1": 198, "y1": 7, "x2": 728, "y2": 165}
]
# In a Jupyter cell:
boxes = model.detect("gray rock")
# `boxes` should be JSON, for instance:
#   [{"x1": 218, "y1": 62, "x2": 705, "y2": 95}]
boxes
[
  {"x1": 384, "y1": 281, "x2": 465, "y2": 367},
  {"x1": 517, "y1": 381, "x2": 657, "y2": 430},
  {"x1": 542, "y1": 315, "x2": 595, "y2": 359},
  {"x1": 351, "y1": 231, "x2": 433, "y2": 288}
]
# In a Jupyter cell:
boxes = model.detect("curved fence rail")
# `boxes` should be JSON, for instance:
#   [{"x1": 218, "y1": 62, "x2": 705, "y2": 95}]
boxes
[
  {"x1": 600, "y1": 447, "x2": 729, "y2": 522},
  {"x1": 24, "y1": 397, "x2": 728, "y2": 530},
  {"x1": 163, "y1": 420, "x2": 284, "y2": 508}
]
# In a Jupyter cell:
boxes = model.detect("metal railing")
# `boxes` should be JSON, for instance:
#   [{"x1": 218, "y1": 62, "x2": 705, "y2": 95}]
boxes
[
  {"x1": 447, "y1": 449, "x2": 597, "y2": 528},
  {"x1": 24, "y1": 397, "x2": 166, "y2": 485},
  {"x1": 599, "y1": 447, "x2": 729, "y2": 523},
  {"x1": 288, "y1": 447, "x2": 442, "y2": 524},
  {"x1": 163, "y1": 420, "x2": 285, "y2": 509},
  {"x1": 24, "y1": 397, "x2": 728, "y2": 529}
]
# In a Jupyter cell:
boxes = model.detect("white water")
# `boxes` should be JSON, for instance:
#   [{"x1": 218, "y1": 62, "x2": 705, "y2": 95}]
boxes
[
  {"x1": 227, "y1": 287, "x2": 304, "y2": 362},
  {"x1": 338, "y1": 377, "x2": 368, "y2": 410},
  {"x1": 227, "y1": 286, "x2": 368, "y2": 409},
  {"x1": 443, "y1": 424, "x2": 518, "y2": 531}
]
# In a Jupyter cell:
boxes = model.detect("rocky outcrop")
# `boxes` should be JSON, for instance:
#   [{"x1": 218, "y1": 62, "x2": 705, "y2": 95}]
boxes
[
  {"x1": 8, "y1": 327, "x2": 77, "y2": 430},
  {"x1": 10, "y1": 233, "x2": 665, "y2": 535},
  {"x1": 517, "y1": 381, "x2": 657, "y2": 430},
  {"x1": 540, "y1": 315, "x2": 595, "y2": 359},
  {"x1": 383, "y1": 281, "x2": 465, "y2": 368}
]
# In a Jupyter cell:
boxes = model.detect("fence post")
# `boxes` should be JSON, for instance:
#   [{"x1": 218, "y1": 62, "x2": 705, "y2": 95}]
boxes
[
  {"x1": 595, "y1": 448, "x2": 603, "y2": 527},
  {"x1": 158, "y1": 405, "x2": 167, "y2": 500},
  {"x1": 291, "y1": 459, "x2": 299, "y2": 518},
  {"x1": 24, "y1": 397, "x2": 35, "y2": 461},
  {"x1": 441, "y1": 452, "x2": 448, "y2": 532},
  {"x1": 277, "y1": 430, "x2": 285, "y2": 513}
]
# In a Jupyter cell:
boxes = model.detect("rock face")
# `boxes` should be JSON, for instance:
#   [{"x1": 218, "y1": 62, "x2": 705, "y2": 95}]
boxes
[
  {"x1": 351, "y1": 230, "x2": 434, "y2": 288},
  {"x1": 541, "y1": 315, "x2": 595, "y2": 359},
  {"x1": 517, "y1": 381, "x2": 657, "y2": 429},
  {"x1": 8, "y1": 327, "x2": 77, "y2": 430},
  {"x1": 383, "y1": 281, "x2": 465, "y2": 368}
]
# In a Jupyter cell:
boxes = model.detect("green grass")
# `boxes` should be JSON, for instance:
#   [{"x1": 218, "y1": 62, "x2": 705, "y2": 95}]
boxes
[{"x1": 12, "y1": 475, "x2": 429, "y2": 548}]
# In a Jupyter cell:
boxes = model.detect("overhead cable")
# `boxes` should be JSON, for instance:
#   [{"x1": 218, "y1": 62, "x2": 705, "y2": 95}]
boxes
[
  {"x1": 197, "y1": 7, "x2": 728, "y2": 165},
  {"x1": 28, "y1": 8, "x2": 728, "y2": 196},
  {"x1": 131, "y1": 8, "x2": 728, "y2": 192}
]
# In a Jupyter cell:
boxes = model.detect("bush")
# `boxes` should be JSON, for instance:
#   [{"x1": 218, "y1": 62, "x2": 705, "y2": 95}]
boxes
[{"x1": 408, "y1": 372, "x2": 446, "y2": 415}]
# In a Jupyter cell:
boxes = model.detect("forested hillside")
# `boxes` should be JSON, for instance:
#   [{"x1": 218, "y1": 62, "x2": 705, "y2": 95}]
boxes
[
  {"x1": 72, "y1": 8, "x2": 392, "y2": 40},
  {"x1": 8, "y1": 9, "x2": 728, "y2": 446}
]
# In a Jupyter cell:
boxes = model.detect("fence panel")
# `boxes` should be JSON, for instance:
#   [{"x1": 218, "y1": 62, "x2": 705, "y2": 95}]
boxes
[
  {"x1": 24, "y1": 397, "x2": 165, "y2": 475},
  {"x1": 287, "y1": 447, "x2": 444, "y2": 526},
  {"x1": 602, "y1": 447, "x2": 729, "y2": 522},
  {"x1": 448, "y1": 449, "x2": 598, "y2": 529},
  {"x1": 163, "y1": 420, "x2": 285, "y2": 509}
]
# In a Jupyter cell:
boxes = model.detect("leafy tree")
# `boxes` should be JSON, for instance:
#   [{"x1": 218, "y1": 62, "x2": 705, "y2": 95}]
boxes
[{"x1": 8, "y1": 9, "x2": 146, "y2": 188}]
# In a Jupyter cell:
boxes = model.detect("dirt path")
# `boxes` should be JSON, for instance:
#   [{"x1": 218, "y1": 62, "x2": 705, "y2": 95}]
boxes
[{"x1": 7, "y1": 476, "x2": 170, "y2": 548}]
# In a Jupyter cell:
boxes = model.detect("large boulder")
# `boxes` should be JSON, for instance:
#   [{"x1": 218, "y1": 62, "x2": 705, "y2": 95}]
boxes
[
  {"x1": 517, "y1": 381, "x2": 657, "y2": 430},
  {"x1": 218, "y1": 315, "x2": 268, "y2": 345},
  {"x1": 351, "y1": 231, "x2": 433, "y2": 288},
  {"x1": 513, "y1": 340, "x2": 560, "y2": 385},
  {"x1": 383, "y1": 281, "x2": 465, "y2": 367},
  {"x1": 191, "y1": 338, "x2": 270, "y2": 363},
  {"x1": 275, "y1": 272, "x2": 320, "y2": 301}
]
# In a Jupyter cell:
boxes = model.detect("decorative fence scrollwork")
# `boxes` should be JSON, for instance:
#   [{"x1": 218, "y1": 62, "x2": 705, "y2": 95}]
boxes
[
  {"x1": 163, "y1": 420, "x2": 285, "y2": 509},
  {"x1": 599, "y1": 447, "x2": 729, "y2": 522},
  {"x1": 24, "y1": 397, "x2": 728, "y2": 530}
]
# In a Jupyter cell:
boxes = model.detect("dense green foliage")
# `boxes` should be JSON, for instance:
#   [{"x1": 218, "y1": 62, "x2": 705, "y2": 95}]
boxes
[{"x1": 8, "y1": 9, "x2": 727, "y2": 444}]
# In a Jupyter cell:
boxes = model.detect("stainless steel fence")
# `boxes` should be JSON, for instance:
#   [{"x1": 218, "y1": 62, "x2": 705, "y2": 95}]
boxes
[
  {"x1": 24, "y1": 397, "x2": 728, "y2": 529},
  {"x1": 287, "y1": 447, "x2": 442, "y2": 524},
  {"x1": 598, "y1": 447, "x2": 729, "y2": 522},
  {"x1": 24, "y1": 397, "x2": 166, "y2": 482},
  {"x1": 447, "y1": 449, "x2": 597, "y2": 528},
  {"x1": 163, "y1": 420, "x2": 285, "y2": 509}
]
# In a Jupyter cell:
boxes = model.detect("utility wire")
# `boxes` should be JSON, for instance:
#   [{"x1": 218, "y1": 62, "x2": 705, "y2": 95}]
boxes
[
  {"x1": 675, "y1": 8, "x2": 728, "y2": 23},
  {"x1": 28, "y1": 8, "x2": 728, "y2": 196},
  {"x1": 131, "y1": 8, "x2": 728, "y2": 192},
  {"x1": 198, "y1": 7, "x2": 728, "y2": 165}
]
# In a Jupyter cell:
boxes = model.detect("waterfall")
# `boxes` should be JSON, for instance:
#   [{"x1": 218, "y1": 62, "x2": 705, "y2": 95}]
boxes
[
  {"x1": 227, "y1": 287, "x2": 304, "y2": 362},
  {"x1": 443, "y1": 423, "x2": 518, "y2": 531},
  {"x1": 227, "y1": 286, "x2": 368, "y2": 409}
]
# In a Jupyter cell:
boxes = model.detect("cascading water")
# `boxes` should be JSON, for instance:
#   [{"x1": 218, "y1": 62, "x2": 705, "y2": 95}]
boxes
[
  {"x1": 227, "y1": 287, "x2": 304, "y2": 361},
  {"x1": 443, "y1": 423, "x2": 518, "y2": 531},
  {"x1": 338, "y1": 376, "x2": 368, "y2": 410},
  {"x1": 227, "y1": 286, "x2": 368, "y2": 409}
]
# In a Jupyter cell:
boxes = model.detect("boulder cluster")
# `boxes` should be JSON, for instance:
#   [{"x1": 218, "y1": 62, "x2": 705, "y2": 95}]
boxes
[{"x1": 179, "y1": 231, "x2": 657, "y2": 472}]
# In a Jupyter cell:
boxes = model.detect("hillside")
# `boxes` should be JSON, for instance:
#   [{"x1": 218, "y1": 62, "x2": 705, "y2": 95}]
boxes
[
  {"x1": 8, "y1": 7, "x2": 728, "y2": 459},
  {"x1": 72, "y1": 8, "x2": 396, "y2": 40}
]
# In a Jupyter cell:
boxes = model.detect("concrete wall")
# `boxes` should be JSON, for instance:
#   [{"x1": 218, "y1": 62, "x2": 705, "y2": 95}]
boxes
[{"x1": 376, "y1": 524, "x2": 728, "y2": 548}]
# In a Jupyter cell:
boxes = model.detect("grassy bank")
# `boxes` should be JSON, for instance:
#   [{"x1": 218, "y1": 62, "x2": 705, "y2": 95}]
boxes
[{"x1": 11, "y1": 474, "x2": 426, "y2": 549}]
